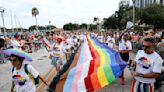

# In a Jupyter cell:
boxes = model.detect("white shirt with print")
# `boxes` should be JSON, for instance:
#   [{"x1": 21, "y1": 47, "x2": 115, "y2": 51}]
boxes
[
  {"x1": 135, "y1": 50, "x2": 163, "y2": 83},
  {"x1": 107, "y1": 36, "x2": 116, "y2": 49},
  {"x1": 97, "y1": 36, "x2": 104, "y2": 43},
  {"x1": 12, "y1": 64, "x2": 39, "y2": 92},
  {"x1": 11, "y1": 39, "x2": 21, "y2": 50},
  {"x1": 51, "y1": 42, "x2": 66, "y2": 63},
  {"x1": 118, "y1": 39, "x2": 132, "y2": 50}
]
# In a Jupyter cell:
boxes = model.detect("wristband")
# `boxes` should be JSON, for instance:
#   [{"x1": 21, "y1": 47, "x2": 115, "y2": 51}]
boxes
[
  {"x1": 11, "y1": 88, "x2": 14, "y2": 91},
  {"x1": 44, "y1": 81, "x2": 47, "y2": 84}
]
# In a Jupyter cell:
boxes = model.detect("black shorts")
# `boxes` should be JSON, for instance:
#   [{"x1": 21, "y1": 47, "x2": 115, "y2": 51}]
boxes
[{"x1": 120, "y1": 53, "x2": 129, "y2": 62}]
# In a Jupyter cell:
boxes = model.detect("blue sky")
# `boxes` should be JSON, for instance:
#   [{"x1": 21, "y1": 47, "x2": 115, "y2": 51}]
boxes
[{"x1": 0, "y1": 0, "x2": 132, "y2": 29}]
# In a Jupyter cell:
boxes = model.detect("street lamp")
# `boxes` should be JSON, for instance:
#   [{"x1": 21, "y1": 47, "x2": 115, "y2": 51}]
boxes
[
  {"x1": 0, "y1": 7, "x2": 5, "y2": 35},
  {"x1": 94, "y1": 17, "x2": 100, "y2": 31},
  {"x1": 132, "y1": 0, "x2": 136, "y2": 30},
  {"x1": 49, "y1": 21, "x2": 51, "y2": 31},
  {"x1": 115, "y1": 11, "x2": 119, "y2": 29}
]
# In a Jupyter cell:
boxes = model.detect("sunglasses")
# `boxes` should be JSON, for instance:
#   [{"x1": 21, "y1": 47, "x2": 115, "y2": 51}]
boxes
[
  {"x1": 142, "y1": 45, "x2": 151, "y2": 49},
  {"x1": 8, "y1": 58, "x2": 17, "y2": 62}
]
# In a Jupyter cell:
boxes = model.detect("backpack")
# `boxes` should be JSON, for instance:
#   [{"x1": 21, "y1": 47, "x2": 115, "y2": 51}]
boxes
[{"x1": 12, "y1": 64, "x2": 39, "y2": 85}]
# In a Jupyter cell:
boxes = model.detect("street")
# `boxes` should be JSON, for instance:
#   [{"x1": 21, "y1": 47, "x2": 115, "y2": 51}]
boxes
[
  {"x1": 0, "y1": 49, "x2": 56, "y2": 92},
  {"x1": 0, "y1": 49, "x2": 163, "y2": 92},
  {"x1": 0, "y1": 0, "x2": 164, "y2": 91}
]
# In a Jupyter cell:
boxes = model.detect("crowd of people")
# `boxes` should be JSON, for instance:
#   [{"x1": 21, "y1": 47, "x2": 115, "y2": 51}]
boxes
[
  {"x1": 0, "y1": 31, "x2": 84, "y2": 92},
  {"x1": 91, "y1": 29, "x2": 164, "y2": 92},
  {"x1": 0, "y1": 29, "x2": 164, "y2": 92},
  {"x1": 91, "y1": 29, "x2": 164, "y2": 58},
  {"x1": 43, "y1": 31, "x2": 83, "y2": 72}
]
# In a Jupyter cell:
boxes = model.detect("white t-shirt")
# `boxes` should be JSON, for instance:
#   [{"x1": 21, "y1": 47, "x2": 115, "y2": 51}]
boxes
[
  {"x1": 67, "y1": 37, "x2": 74, "y2": 46},
  {"x1": 73, "y1": 38, "x2": 78, "y2": 45},
  {"x1": 91, "y1": 32, "x2": 94, "y2": 37},
  {"x1": 54, "y1": 42, "x2": 64, "y2": 51},
  {"x1": 50, "y1": 42, "x2": 65, "y2": 57},
  {"x1": 162, "y1": 39, "x2": 164, "y2": 42},
  {"x1": 119, "y1": 39, "x2": 132, "y2": 50},
  {"x1": 97, "y1": 36, "x2": 104, "y2": 43},
  {"x1": 12, "y1": 64, "x2": 39, "y2": 92},
  {"x1": 135, "y1": 50, "x2": 163, "y2": 83},
  {"x1": 94, "y1": 33, "x2": 98, "y2": 38},
  {"x1": 80, "y1": 35, "x2": 84, "y2": 42},
  {"x1": 11, "y1": 39, "x2": 21, "y2": 50},
  {"x1": 107, "y1": 36, "x2": 116, "y2": 48}
]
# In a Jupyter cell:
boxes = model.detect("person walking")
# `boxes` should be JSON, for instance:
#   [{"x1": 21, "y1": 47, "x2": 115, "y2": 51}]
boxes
[
  {"x1": 118, "y1": 33, "x2": 132, "y2": 85},
  {"x1": 0, "y1": 49, "x2": 48, "y2": 92},
  {"x1": 130, "y1": 37, "x2": 163, "y2": 92},
  {"x1": 10, "y1": 33, "x2": 21, "y2": 50},
  {"x1": 9, "y1": 54, "x2": 48, "y2": 92},
  {"x1": 49, "y1": 36, "x2": 66, "y2": 72}
]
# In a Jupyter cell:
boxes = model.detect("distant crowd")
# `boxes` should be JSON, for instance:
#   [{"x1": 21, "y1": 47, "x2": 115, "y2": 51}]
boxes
[
  {"x1": 0, "y1": 29, "x2": 164, "y2": 92},
  {"x1": 91, "y1": 29, "x2": 164, "y2": 59}
]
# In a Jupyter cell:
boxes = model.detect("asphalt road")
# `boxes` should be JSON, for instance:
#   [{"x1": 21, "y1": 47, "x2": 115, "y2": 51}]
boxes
[
  {"x1": 0, "y1": 49, "x2": 163, "y2": 92},
  {"x1": 0, "y1": 49, "x2": 55, "y2": 92}
]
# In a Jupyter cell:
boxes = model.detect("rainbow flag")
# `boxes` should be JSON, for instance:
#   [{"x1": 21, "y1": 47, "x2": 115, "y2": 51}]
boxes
[{"x1": 50, "y1": 34, "x2": 127, "y2": 92}]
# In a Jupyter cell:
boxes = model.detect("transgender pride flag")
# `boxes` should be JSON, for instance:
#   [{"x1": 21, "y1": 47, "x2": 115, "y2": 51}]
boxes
[{"x1": 49, "y1": 34, "x2": 127, "y2": 92}]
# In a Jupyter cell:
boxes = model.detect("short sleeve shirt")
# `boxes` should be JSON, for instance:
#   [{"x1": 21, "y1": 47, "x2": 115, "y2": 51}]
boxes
[
  {"x1": 134, "y1": 50, "x2": 163, "y2": 83},
  {"x1": 11, "y1": 39, "x2": 21, "y2": 50},
  {"x1": 119, "y1": 39, "x2": 132, "y2": 51},
  {"x1": 97, "y1": 36, "x2": 104, "y2": 43},
  {"x1": 12, "y1": 64, "x2": 39, "y2": 92}
]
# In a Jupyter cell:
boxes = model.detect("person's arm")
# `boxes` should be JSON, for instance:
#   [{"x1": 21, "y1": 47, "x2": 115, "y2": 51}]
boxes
[
  {"x1": 38, "y1": 75, "x2": 48, "y2": 86},
  {"x1": 133, "y1": 72, "x2": 160, "y2": 78},
  {"x1": 27, "y1": 65, "x2": 48, "y2": 86},
  {"x1": 129, "y1": 60, "x2": 136, "y2": 67},
  {"x1": 11, "y1": 81, "x2": 15, "y2": 92}
]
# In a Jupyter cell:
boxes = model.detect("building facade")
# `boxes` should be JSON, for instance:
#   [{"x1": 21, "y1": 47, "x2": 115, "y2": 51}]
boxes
[
  {"x1": 135, "y1": 0, "x2": 164, "y2": 8},
  {"x1": 119, "y1": 0, "x2": 130, "y2": 8}
]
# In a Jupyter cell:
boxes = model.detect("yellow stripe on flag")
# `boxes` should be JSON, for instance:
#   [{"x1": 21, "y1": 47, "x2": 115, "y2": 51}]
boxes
[{"x1": 97, "y1": 66, "x2": 108, "y2": 87}]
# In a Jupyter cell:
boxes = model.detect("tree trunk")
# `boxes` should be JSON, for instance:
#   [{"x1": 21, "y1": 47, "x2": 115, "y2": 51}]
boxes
[{"x1": 35, "y1": 16, "x2": 38, "y2": 32}]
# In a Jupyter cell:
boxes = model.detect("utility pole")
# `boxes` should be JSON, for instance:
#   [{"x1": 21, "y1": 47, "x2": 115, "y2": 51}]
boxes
[
  {"x1": 0, "y1": 22, "x2": 1, "y2": 34},
  {"x1": 35, "y1": 16, "x2": 38, "y2": 32},
  {"x1": 10, "y1": 10, "x2": 14, "y2": 33},
  {"x1": 0, "y1": 7, "x2": 5, "y2": 35},
  {"x1": 16, "y1": 15, "x2": 23, "y2": 33},
  {"x1": 132, "y1": 0, "x2": 136, "y2": 31},
  {"x1": 49, "y1": 21, "x2": 51, "y2": 31},
  {"x1": 14, "y1": 15, "x2": 18, "y2": 32}
]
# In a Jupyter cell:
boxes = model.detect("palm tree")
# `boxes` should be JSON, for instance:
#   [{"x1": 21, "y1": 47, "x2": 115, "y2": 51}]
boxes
[
  {"x1": 32, "y1": 7, "x2": 39, "y2": 31},
  {"x1": 93, "y1": 17, "x2": 100, "y2": 31}
]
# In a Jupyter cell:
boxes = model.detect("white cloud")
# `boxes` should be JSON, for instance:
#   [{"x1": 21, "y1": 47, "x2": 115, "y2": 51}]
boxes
[{"x1": 0, "y1": 0, "x2": 122, "y2": 29}]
